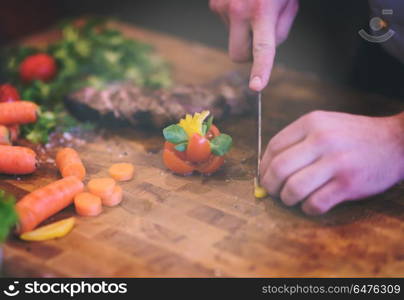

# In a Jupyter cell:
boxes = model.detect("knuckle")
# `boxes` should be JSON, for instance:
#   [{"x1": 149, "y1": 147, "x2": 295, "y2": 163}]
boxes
[
  {"x1": 305, "y1": 110, "x2": 326, "y2": 124},
  {"x1": 229, "y1": 0, "x2": 246, "y2": 18},
  {"x1": 310, "y1": 131, "x2": 333, "y2": 148},
  {"x1": 269, "y1": 156, "x2": 288, "y2": 181},
  {"x1": 253, "y1": 40, "x2": 274, "y2": 53},
  {"x1": 282, "y1": 180, "x2": 304, "y2": 205}
]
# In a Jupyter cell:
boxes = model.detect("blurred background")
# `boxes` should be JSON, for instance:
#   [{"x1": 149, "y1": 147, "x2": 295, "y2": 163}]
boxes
[{"x1": 1, "y1": 0, "x2": 403, "y2": 98}]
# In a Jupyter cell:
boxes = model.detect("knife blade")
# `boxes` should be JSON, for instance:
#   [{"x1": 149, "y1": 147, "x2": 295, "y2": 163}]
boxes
[{"x1": 256, "y1": 91, "x2": 262, "y2": 182}]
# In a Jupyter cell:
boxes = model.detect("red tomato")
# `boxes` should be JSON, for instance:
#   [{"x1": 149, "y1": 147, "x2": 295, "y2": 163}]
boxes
[
  {"x1": 197, "y1": 155, "x2": 225, "y2": 175},
  {"x1": 19, "y1": 53, "x2": 57, "y2": 83},
  {"x1": 163, "y1": 142, "x2": 194, "y2": 175},
  {"x1": 0, "y1": 84, "x2": 20, "y2": 103},
  {"x1": 207, "y1": 124, "x2": 220, "y2": 139},
  {"x1": 186, "y1": 133, "x2": 211, "y2": 163}
]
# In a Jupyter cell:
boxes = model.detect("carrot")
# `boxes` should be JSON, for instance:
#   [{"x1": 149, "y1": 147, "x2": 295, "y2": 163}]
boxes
[
  {"x1": 56, "y1": 148, "x2": 86, "y2": 181},
  {"x1": 108, "y1": 163, "x2": 134, "y2": 181},
  {"x1": 102, "y1": 185, "x2": 123, "y2": 207},
  {"x1": 8, "y1": 125, "x2": 20, "y2": 142},
  {"x1": 15, "y1": 176, "x2": 84, "y2": 234},
  {"x1": 74, "y1": 192, "x2": 102, "y2": 217},
  {"x1": 0, "y1": 101, "x2": 38, "y2": 125},
  {"x1": 0, "y1": 126, "x2": 11, "y2": 145},
  {"x1": 0, "y1": 145, "x2": 37, "y2": 174},
  {"x1": 87, "y1": 178, "x2": 116, "y2": 201}
]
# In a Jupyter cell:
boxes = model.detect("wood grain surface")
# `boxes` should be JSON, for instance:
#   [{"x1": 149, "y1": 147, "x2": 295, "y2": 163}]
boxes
[{"x1": 1, "y1": 22, "x2": 404, "y2": 277}]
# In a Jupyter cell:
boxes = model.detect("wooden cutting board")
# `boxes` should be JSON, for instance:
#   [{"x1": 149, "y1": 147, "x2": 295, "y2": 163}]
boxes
[{"x1": 1, "y1": 22, "x2": 404, "y2": 277}]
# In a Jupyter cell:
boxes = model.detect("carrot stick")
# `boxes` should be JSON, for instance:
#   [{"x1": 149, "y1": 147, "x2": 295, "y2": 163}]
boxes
[
  {"x1": 0, "y1": 126, "x2": 11, "y2": 145},
  {"x1": 0, "y1": 101, "x2": 38, "y2": 125},
  {"x1": 8, "y1": 125, "x2": 20, "y2": 142},
  {"x1": 87, "y1": 178, "x2": 116, "y2": 201},
  {"x1": 56, "y1": 148, "x2": 86, "y2": 181},
  {"x1": 0, "y1": 145, "x2": 37, "y2": 174},
  {"x1": 108, "y1": 163, "x2": 134, "y2": 181},
  {"x1": 74, "y1": 192, "x2": 102, "y2": 217},
  {"x1": 102, "y1": 185, "x2": 123, "y2": 207},
  {"x1": 15, "y1": 176, "x2": 84, "y2": 234}
]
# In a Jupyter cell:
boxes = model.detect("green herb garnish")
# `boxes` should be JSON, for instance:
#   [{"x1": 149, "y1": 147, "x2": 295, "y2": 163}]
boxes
[
  {"x1": 210, "y1": 134, "x2": 233, "y2": 156},
  {"x1": 0, "y1": 190, "x2": 18, "y2": 243},
  {"x1": 163, "y1": 124, "x2": 188, "y2": 145}
]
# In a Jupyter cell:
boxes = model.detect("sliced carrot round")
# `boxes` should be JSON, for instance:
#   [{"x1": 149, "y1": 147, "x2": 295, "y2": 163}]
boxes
[
  {"x1": 87, "y1": 178, "x2": 116, "y2": 200},
  {"x1": 74, "y1": 192, "x2": 102, "y2": 217},
  {"x1": 102, "y1": 185, "x2": 123, "y2": 207},
  {"x1": 108, "y1": 163, "x2": 134, "y2": 181}
]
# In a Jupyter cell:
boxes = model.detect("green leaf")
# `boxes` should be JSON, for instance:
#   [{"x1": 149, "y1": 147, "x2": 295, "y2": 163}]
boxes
[
  {"x1": 206, "y1": 115, "x2": 214, "y2": 133},
  {"x1": 0, "y1": 190, "x2": 18, "y2": 243},
  {"x1": 163, "y1": 124, "x2": 188, "y2": 144},
  {"x1": 210, "y1": 134, "x2": 233, "y2": 156},
  {"x1": 174, "y1": 143, "x2": 187, "y2": 152},
  {"x1": 201, "y1": 123, "x2": 208, "y2": 136}
]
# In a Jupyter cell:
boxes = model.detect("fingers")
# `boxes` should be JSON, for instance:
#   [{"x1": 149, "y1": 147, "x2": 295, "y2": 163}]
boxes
[
  {"x1": 249, "y1": 13, "x2": 277, "y2": 91},
  {"x1": 301, "y1": 180, "x2": 346, "y2": 215},
  {"x1": 209, "y1": 0, "x2": 230, "y2": 25},
  {"x1": 229, "y1": 17, "x2": 252, "y2": 62},
  {"x1": 260, "y1": 117, "x2": 307, "y2": 176},
  {"x1": 261, "y1": 139, "x2": 321, "y2": 196},
  {"x1": 280, "y1": 158, "x2": 335, "y2": 206},
  {"x1": 275, "y1": 0, "x2": 299, "y2": 45}
]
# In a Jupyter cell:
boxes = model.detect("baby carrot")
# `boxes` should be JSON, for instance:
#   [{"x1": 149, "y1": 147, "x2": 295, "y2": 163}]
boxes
[
  {"x1": 102, "y1": 185, "x2": 123, "y2": 207},
  {"x1": 56, "y1": 148, "x2": 86, "y2": 181},
  {"x1": 0, "y1": 145, "x2": 37, "y2": 174},
  {"x1": 74, "y1": 192, "x2": 102, "y2": 217},
  {"x1": 0, "y1": 126, "x2": 11, "y2": 145},
  {"x1": 108, "y1": 163, "x2": 134, "y2": 181},
  {"x1": 0, "y1": 101, "x2": 38, "y2": 125},
  {"x1": 87, "y1": 178, "x2": 116, "y2": 201},
  {"x1": 15, "y1": 176, "x2": 84, "y2": 234}
]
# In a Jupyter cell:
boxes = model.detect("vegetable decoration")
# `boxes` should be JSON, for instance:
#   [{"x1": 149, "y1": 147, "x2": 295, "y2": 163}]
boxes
[
  {"x1": 0, "y1": 190, "x2": 18, "y2": 243},
  {"x1": 162, "y1": 110, "x2": 232, "y2": 175},
  {"x1": 2, "y1": 18, "x2": 172, "y2": 143}
]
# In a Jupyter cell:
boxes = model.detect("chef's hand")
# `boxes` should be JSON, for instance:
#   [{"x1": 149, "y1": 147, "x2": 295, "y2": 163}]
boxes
[
  {"x1": 209, "y1": 0, "x2": 299, "y2": 91},
  {"x1": 260, "y1": 111, "x2": 404, "y2": 215}
]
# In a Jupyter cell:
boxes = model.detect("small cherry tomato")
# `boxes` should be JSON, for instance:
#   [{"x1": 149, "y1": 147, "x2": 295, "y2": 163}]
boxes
[
  {"x1": 163, "y1": 142, "x2": 194, "y2": 175},
  {"x1": 0, "y1": 84, "x2": 20, "y2": 103},
  {"x1": 186, "y1": 133, "x2": 211, "y2": 163},
  {"x1": 197, "y1": 155, "x2": 225, "y2": 175},
  {"x1": 20, "y1": 53, "x2": 57, "y2": 83}
]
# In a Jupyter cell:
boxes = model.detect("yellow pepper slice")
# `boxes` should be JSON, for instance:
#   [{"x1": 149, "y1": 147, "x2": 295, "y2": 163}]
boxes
[
  {"x1": 254, "y1": 177, "x2": 268, "y2": 198},
  {"x1": 20, "y1": 217, "x2": 75, "y2": 242},
  {"x1": 178, "y1": 110, "x2": 210, "y2": 138}
]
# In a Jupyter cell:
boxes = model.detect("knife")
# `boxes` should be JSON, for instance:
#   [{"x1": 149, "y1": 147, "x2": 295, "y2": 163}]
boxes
[
  {"x1": 254, "y1": 91, "x2": 267, "y2": 198},
  {"x1": 256, "y1": 91, "x2": 262, "y2": 182}
]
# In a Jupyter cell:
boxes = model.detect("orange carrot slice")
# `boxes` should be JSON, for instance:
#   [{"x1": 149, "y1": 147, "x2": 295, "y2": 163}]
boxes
[
  {"x1": 56, "y1": 148, "x2": 86, "y2": 181},
  {"x1": 87, "y1": 178, "x2": 116, "y2": 200},
  {"x1": 0, "y1": 101, "x2": 38, "y2": 125},
  {"x1": 108, "y1": 163, "x2": 134, "y2": 181},
  {"x1": 74, "y1": 192, "x2": 102, "y2": 217},
  {"x1": 102, "y1": 185, "x2": 123, "y2": 207},
  {"x1": 0, "y1": 126, "x2": 11, "y2": 145},
  {"x1": 15, "y1": 176, "x2": 84, "y2": 234},
  {"x1": 0, "y1": 145, "x2": 37, "y2": 174}
]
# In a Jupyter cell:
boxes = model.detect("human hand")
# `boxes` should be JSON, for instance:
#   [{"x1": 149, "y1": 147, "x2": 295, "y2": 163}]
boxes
[
  {"x1": 260, "y1": 111, "x2": 404, "y2": 215},
  {"x1": 210, "y1": 0, "x2": 299, "y2": 91}
]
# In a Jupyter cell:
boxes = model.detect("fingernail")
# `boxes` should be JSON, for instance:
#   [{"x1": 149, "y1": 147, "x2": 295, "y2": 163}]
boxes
[{"x1": 249, "y1": 76, "x2": 262, "y2": 91}]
